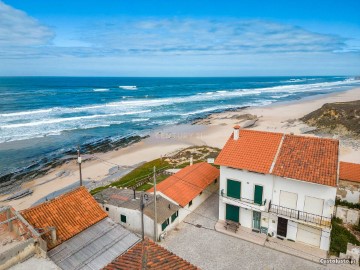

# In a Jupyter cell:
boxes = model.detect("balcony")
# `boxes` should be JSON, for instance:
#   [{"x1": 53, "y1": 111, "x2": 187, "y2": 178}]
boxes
[
  {"x1": 269, "y1": 202, "x2": 331, "y2": 228},
  {"x1": 220, "y1": 189, "x2": 268, "y2": 212}
]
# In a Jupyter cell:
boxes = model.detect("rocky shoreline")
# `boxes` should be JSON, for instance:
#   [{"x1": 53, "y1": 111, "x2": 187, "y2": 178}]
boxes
[{"x1": 0, "y1": 134, "x2": 146, "y2": 195}]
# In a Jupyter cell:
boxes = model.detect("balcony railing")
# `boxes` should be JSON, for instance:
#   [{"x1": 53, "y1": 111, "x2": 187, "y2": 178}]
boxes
[
  {"x1": 269, "y1": 202, "x2": 331, "y2": 227},
  {"x1": 220, "y1": 189, "x2": 266, "y2": 206}
]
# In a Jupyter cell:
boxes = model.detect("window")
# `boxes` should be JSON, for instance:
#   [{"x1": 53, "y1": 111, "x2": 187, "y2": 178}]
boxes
[
  {"x1": 214, "y1": 179, "x2": 217, "y2": 184},
  {"x1": 189, "y1": 200, "x2": 193, "y2": 207},
  {"x1": 120, "y1": 214, "x2": 126, "y2": 223},
  {"x1": 227, "y1": 179, "x2": 241, "y2": 199},
  {"x1": 105, "y1": 207, "x2": 109, "y2": 212},
  {"x1": 254, "y1": 185, "x2": 263, "y2": 205},
  {"x1": 162, "y1": 218, "x2": 169, "y2": 231},
  {"x1": 171, "y1": 211, "x2": 178, "y2": 222}
]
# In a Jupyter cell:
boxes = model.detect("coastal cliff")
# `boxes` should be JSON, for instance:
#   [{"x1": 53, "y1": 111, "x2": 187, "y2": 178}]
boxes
[{"x1": 301, "y1": 100, "x2": 360, "y2": 136}]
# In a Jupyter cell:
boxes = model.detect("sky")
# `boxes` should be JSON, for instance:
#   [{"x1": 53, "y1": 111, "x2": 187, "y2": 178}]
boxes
[{"x1": 0, "y1": 0, "x2": 359, "y2": 76}]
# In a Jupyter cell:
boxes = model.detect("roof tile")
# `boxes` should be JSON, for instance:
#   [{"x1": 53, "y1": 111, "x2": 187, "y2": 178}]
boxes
[
  {"x1": 21, "y1": 187, "x2": 107, "y2": 249},
  {"x1": 149, "y1": 162, "x2": 219, "y2": 207},
  {"x1": 215, "y1": 129, "x2": 283, "y2": 174},
  {"x1": 339, "y1": 161, "x2": 360, "y2": 183},
  {"x1": 272, "y1": 134, "x2": 338, "y2": 187},
  {"x1": 103, "y1": 238, "x2": 199, "y2": 270}
]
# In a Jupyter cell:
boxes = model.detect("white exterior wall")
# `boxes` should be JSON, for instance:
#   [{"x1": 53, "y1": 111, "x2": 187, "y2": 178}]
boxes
[
  {"x1": 98, "y1": 203, "x2": 179, "y2": 240},
  {"x1": 178, "y1": 179, "x2": 219, "y2": 223},
  {"x1": 272, "y1": 175, "x2": 337, "y2": 218},
  {"x1": 219, "y1": 166, "x2": 273, "y2": 223},
  {"x1": 218, "y1": 166, "x2": 337, "y2": 251}
]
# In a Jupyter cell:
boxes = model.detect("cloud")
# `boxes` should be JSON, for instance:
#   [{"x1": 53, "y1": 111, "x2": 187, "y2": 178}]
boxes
[
  {"x1": 79, "y1": 19, "x2": 349, "y2": 56},
  {"x1": 0, "y1": 2, "x2": 357, "y2": 61},
  {"x1": 0, "y1": 1, "x2": 54, "y2": 47}
]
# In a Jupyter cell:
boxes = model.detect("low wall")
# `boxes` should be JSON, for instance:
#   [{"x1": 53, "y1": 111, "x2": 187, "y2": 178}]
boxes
[{"x1": 336, "y1": 206, "x2": 360, "y2": 225}]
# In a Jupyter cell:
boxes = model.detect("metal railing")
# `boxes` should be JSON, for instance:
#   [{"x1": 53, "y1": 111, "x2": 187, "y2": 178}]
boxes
[
  {"x1": 221, "y1": 189, "x2": 266, "y2": 206},
  {"x1": 268, "y1": 202, "x2": 331, "y2": 227}
]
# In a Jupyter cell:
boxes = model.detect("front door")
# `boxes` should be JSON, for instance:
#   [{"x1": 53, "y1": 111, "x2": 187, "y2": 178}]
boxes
[
  {"x1": 226, "y1": 204, "x2": 239, "y2": 222},
  {"x1": 252, "y1": 211, "x2": 261, "y2": 230},
  {"x1": 277, "y1": 217, "x2": 288, "y2": 237}
]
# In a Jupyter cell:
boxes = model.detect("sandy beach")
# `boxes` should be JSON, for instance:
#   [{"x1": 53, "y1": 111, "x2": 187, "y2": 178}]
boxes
[{"x1": 1, "y1": 87, "x2": 359, "y2": 211}]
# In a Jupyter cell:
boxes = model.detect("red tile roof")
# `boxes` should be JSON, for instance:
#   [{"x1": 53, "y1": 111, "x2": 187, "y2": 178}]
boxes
[
  {"x1": 21, "y1": 187, "x2": 107, "y2": 249},
  {"x1": 103, "y1": 238, "x2": 198, "y2": 270},
  {"x1": 272, "y1": 134, "x2": 338, "y2": 187},
  {"x1": 148, "y1": 162, "x2": 219, "y2": 207},
  {"x1": 339, "y1": 162, "x2": 360, "y2": 183},
  {"x1": 215, "y1": 130, "x2": 283, "y2": 174}
]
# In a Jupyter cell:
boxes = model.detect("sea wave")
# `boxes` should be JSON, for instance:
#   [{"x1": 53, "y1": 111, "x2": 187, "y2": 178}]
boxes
[
  {"x1": 119, "y1": 85, "x2": 137, "y2": 90},
  {"x1": 1, "y1": 110, "x2": 151, "y2": 129},
  {"x1": 93, "y1": 88, "x2": 110, "y2": 92},
  {"x1": 0, "y1": 108, "x2": 53, "y2": 117}
]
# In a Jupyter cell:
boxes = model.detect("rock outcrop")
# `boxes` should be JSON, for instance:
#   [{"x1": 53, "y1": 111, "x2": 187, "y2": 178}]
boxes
[{"x1": 301, "y1": 100, "x2": 360, "y2": 136}]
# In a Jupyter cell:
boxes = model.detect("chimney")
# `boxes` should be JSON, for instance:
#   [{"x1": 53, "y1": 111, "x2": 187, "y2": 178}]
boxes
[
  {"x1": 190, "y1": 155, "x2": 193, "y2": 166},
  {"x1": 50, "y1": 228, "x2": 57, "y2": 245},
  {"x1": 233, "y1": 125, "x2": 240, "y2": 140}
]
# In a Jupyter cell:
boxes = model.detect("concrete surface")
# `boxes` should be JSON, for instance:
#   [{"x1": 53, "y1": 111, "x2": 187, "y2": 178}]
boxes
[{"x1": 160, "y1": 193, "x2": 355, "y2": 270}]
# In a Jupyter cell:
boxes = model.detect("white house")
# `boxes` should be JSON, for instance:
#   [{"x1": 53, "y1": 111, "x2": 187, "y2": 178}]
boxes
[
  {"x1": 148, "y1": 162, "x2": 219, "y2": 225},
  {"x1": 215, "y1": 126, "x2": 338, "y2": 251},
  {"x1": 94, "y1": 188, "x2": 180, "y2": 240}
]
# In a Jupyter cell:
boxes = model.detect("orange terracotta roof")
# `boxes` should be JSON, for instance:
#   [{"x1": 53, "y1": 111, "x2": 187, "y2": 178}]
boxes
[
  {"x1": 339, "y1": 162, "x2": 360, "y2": 183},
  {"x1": 149, "y1": 162, "x2": 219, "y2": 207},
  {"x1": 103, "y1": 238, "x2": 199, "y2": 270},
  {"x1": 272, "y1": 134, "x2": 338, "y2": 187},
  {"x1": 215, "y1": 129, "x2": 283, "y2": 174},
  {"x1": 21, "y1": 187, "x2": 107, "y2": 249}
]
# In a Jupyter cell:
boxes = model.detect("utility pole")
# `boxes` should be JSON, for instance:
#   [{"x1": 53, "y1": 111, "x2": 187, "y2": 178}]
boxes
[
  {"x1": 140, "y1": 192, "x2": 145, "y2": 240},
  {"x1": 77, "y1": 145, "x2": 83, "y2": 186},
  {"x1": 153, "y1": 166, "x2": 158, "y2": 242}
]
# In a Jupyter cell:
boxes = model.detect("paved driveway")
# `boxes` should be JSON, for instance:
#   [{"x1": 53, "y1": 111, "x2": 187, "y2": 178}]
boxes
[{"x1": 160, "y1": 193, "x2": 345, "y2": 270}]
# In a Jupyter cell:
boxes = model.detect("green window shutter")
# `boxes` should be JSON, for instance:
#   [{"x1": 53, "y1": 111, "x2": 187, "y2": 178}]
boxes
[
  {"x1": 171, "y1": 211, "x2": 178, "y2": 222},
  {"x1": 254, "y1": 185, "x2": 263, "y2": 205},
  {"x1": 227, "y1": 179, "x2": 241, "y2": 199},
  {"x1": 226, "y1": 204, "x2": 239, "y2": 222},
  {"x1": 162, "y1": 219, "x2": 169, "y2": 231},
  {"x1": 120, "y1": 214, "x2": 126, "y2": 223}
]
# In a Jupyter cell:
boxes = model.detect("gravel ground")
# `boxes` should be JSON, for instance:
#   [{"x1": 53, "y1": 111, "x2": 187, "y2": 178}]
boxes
[{"x1": 160, "y1": 193, "x2": 344, "y2": 270}]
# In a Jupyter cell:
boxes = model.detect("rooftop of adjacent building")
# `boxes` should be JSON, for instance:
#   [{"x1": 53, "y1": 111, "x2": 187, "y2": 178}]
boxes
[
  {"x1": 148, "y1": 162, "x2": 219, "y2": 207},
  {"x1": 21, "y1": 186, "x2": 108, "y2": 249},
  {"x1": 339, "y1": 161, "x2": 360, "y2": 183},
  {"x1": 103, "y1": 238, "x2": 199, "y2": 270},
  {"x1": 93, "y1": 188, "x2": 180, "y2": 224}
]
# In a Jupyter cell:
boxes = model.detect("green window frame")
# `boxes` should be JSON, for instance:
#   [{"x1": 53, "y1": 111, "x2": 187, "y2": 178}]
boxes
[
  {"x1": 254, "y1": 185, "x2": 263, "y2": 205},
  {"x1": 171, "y1": 211, "x2": 178, "y2": 222},
  {"x1": 227, "y1": 179, "x2": 241, "y2": 199},
  {"x1": 162, "y1": 218, "x2": 169, "y2": 231},
  {"x1": 120, "y1": 214, "x2": 126, "y2": 223}
]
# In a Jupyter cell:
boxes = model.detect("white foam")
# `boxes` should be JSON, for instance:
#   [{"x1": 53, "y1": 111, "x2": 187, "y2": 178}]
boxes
[
  {"x1": 119, "y1": 85, "x2": 137, "y2": 90},
  {"x1": 1, "y1": 110, "x2": 150, "y2": 129},
  {"x1": 93, "y1": 88, "x2": 110, "y2": 92},
  {"x1": 0, "y1": 108, "x2": 52, "y2": 117}
]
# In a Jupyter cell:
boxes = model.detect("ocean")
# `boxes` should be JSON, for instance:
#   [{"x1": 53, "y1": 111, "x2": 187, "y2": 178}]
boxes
[{"x1": 0, "y1": 76, "x2": 359, "y2": 193}]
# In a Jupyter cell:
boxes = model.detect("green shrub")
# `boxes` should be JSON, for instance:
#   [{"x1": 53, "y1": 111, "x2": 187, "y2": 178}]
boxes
[
  {"x1": 330, "y1": 218, "x2": 360, "y2": 256},
  {"x1": 336, "y1": 198, "x2": 360, "y2": 210}
]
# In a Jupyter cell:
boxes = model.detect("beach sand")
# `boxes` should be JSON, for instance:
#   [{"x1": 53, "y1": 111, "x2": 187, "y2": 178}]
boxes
[{"x1": 1, "y1": 87, "x2": 359, "y2": 210}]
